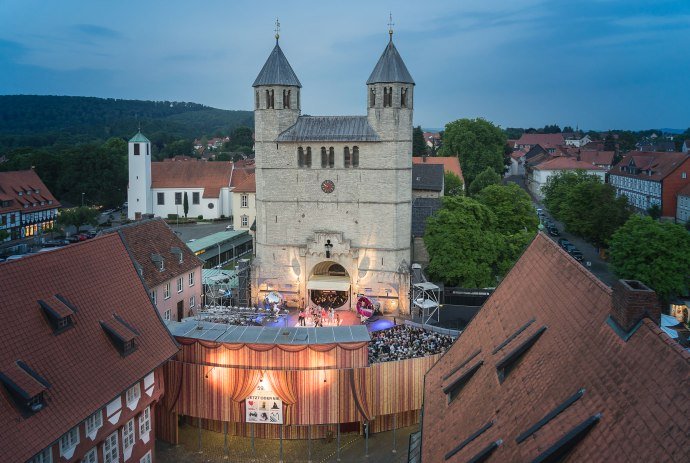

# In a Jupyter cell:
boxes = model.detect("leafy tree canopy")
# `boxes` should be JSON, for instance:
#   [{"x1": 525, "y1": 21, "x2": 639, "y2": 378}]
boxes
[
  {"x1": 439, "y1": 118, "x2": 506, "y2": 186},
  {"x1": 57, "y1": 206, "x2": 99, "y2": 232},
  {"x1": 412, "y1": 126, "x2": 427, "y2": 156},
  {"x1": 609, "y1": 216, "x2": 690, "y2": 301},
  {"x1": 468, "y1": 166, "x2": 501, "y2": 196},
  {"x1": 476, "y1": 183, "x2": 538, "y2": 235},
  {"x1": 444, "y1": 171, "x2": 464, "y2": 196}
]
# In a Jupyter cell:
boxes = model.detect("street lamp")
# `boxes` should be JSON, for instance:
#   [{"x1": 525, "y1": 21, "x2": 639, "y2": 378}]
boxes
[
  {"x1": 325, "y1": 239, "x2": 333, "y2": 259},
  {"x1": 81, "y1": 192, "x2": 85, "y2": 207}
]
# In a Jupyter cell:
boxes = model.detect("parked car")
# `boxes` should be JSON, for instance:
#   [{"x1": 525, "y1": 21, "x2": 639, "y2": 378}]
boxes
[
  {"x1": 76, "y1": 233, "x2": 89, "y2": 241},
  {"x1": 42, "y1": 240, "x2": 68, "y2": 247},
  {"x1": 225, "y1": 225, "x2": 234, "y2": 231},
  {"x1": 558, "y1": 238, "x2": 572, "y2": 249},
  {"x1": 547, "y1": 225, "x2": 560, "y2": 236},
  {"x1": 66, "y1": 236, "x2": 80, "y2": 243},
  {"x1": 569, "y1": 249, "x2": 584, "y2": 261}
]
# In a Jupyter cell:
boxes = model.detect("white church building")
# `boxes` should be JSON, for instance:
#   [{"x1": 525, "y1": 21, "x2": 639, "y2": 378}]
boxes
[
  {"x1": 127, "y1": 133, "x2": 256, "y2": 229},
  {"x1": 252, "y1": 30, "x2": 414, "y2": 315}
]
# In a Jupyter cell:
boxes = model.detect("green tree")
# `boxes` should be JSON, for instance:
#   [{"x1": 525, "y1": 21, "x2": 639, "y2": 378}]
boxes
[
  {"x1": 412, "y1": 126, "x2": 427, "y2": 156},
  {"x1": 439, "y1": 118, "x2": 506, "y2": 186},
  {"x1": 229, "y1": 126, "x2": 254, "y2": 151},
  {"x1": 542, "y1": 171, "x2": 599, "y2": 219},
  {"x1": 183, "y1": 192, "x2": 189, "y2": 218},
  {"x1": 476, "y1": 184, "x2": 538, "y2": 235},
  {"x1": 609, "y1": 216, "x2": 690, "y2": 301},
  {"x1": 468, "y1": 167, "x2": 501, "y2": 196},
  {"x1": 646, "y1": 204, "x2": 661, "y2": 220},
  {"x1": 424, "y1": 196, "x2": 505, "y2": 287},
  {"x1": 444, "y1": 171, "x2": 464, "y2": 196},
  {"x1": 57, "y1": 207, "x2": 99, "y2": 232}
]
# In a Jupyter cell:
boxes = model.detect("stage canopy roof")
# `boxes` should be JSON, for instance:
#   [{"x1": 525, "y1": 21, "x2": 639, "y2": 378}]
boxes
[
  {"x1": 166, "y1": 320, "x2": 370, "y2": 344},
  {"x1": 307, "y1": 275, "x2": 351, "y2": 292},
  {"x1": 413, "y1": 282, "x2": 439, "y2": 291},
  {"x1": 413, "y1": 298, "x2": 439, "y2": 309}
]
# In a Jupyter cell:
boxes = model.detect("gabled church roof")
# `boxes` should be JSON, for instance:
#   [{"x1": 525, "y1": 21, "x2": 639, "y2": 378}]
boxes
[
  {"x1": 276, "y1": 116, "x2": 380, "y2": 142},
  {"x1": 367, "y1": 39, "x2": 415, "y2": 85},
  {"x1": 253, "y1": 42, "x2": 302, "y2": 88}
]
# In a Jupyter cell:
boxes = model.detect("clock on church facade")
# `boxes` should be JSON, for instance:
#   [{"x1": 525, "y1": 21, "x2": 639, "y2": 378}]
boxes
[{"x1": 321, "y1": 180, "x2": 335, "y2": 194}]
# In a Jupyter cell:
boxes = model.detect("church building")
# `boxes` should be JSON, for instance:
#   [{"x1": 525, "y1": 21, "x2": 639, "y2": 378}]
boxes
[{"x1": 252, "y1": 28, "x2": 414, "y2": 314}]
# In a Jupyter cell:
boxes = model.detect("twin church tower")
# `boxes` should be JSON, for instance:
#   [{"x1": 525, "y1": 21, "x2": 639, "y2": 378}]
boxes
[{"x1": 252, "y1": 27, "x2": 415, "y2": 314}]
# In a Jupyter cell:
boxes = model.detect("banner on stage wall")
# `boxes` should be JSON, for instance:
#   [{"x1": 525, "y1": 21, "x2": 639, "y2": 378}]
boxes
[{"x1": 245, "y1": 380, "x2": 283, "y2": 424}]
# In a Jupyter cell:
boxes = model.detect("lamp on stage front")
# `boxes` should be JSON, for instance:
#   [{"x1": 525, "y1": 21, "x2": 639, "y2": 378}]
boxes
[{"x1": 325, "y1": 239, "x2": 333, "y2": 258}]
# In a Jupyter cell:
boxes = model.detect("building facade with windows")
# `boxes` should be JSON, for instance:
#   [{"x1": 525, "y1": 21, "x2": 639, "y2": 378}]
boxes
[
  {"x1": 110, "y1": 218, "x2": 204, "y2": 321},
  {"x1": 252, "y1": 32, "x2": 413, "y2": 313},
  {"x1": 0, "y1": 233, "x2": 178, "y2": 463},
  {"x1": 528, "y1": 157, "x2": 606, "y2": 200},
  {"x1": 229, "y1": 160, "x2": 256, "y2": 230},
  {"x1": 676, "y1": 183, "x2": 690, "y2": 224},
  {"x1": 0, "y1": 169, "x2": 60, "y2": 241},
  {"x1": 609, "y1": 151, "x2": 690, "y2": 217},
  {"x1": 127, "y1": 133, "x2": 256, "y2": 223}
]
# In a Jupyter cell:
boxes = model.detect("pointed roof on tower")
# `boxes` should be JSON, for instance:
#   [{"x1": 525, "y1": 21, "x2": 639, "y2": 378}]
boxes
[
  {"x1": 367, "y1": 38, "x2": 415, "y2": 85},
  {"x1": 129, "y1": 131, "x2": 150, "y2": 143},
  {"x1": 253, "y1": 41, "x2": 302, "y2": 88}
]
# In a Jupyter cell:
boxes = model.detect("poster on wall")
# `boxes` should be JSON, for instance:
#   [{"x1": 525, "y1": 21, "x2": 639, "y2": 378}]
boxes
[{"x1": 245, "y1": 380, "x2": 283, "y2": 424}]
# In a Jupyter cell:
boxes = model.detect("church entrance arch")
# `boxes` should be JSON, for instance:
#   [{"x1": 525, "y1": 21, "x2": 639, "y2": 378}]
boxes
[{"x1": 307, "y1": 261, "x2": 351, "y2": 309}]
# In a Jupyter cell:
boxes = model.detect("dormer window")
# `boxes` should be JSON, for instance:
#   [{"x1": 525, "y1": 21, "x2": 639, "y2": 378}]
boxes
[
  {"x1": 151, "y1": 254, "x2": 164, "y2": 272},
  {"x1": 100, "y1": 315, "x2": 139, "y2": 357},
  {"x1": 38, "y1": 294, "x2": 76, "y2": 334},
  {"x1": 18, "y1": 191, "x2": 22, "y2": 196},
  {"x1": 170, "y1": 247, "x2": 183, "y2": 264},
  {"x1": 0, "y1": 360, "x2": 50, "y2": 415}
]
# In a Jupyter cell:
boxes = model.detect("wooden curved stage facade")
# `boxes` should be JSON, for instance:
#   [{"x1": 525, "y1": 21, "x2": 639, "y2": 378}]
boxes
[{"x1": 157, "y1": 321, "x2": 439, "y2": 442}]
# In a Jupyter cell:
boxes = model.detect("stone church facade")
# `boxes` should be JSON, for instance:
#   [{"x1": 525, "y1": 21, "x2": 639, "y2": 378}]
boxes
[{"x1": 252, "y1": 32, "x2": 414, "y2": 314}]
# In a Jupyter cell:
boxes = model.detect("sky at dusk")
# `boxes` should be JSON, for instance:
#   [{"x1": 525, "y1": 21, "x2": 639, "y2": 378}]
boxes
[{"x1": 1, "y1": 0, "x2": 689, "y2": 131}]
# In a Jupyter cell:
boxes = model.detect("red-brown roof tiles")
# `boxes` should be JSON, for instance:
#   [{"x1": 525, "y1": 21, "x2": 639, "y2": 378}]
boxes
[
  {"x1": 422, "y1": 234, "x2": 690, "y2": 462},
  {"x1": 578, "y1": 150, "x2": 615, "y2": 166},
  {"x1": 112, "y1": 218, "x2": 204, "y2": 290},
  {"x1": 151, "y1": 160, "x2": 232, "y2": 198},
  {"x1": 230, "y1": 167, "x2": 256, "y2": 193},
  {"x1": 0, "y1": 234, "x2": 178, "y2": 462},
  {"x1": 412, "y1": 156, "x2": 464, "y2": 182},
  {"x1": 612, "y1": 151, "x2": 689, "y2": 181},
  {"x1": 516, "y1": 133, "x2": 565, "y2": 147},
  {"x1": 533, "y1": 156, "x2": 605, "y2": 171},
  {"x1": 0, "y1": 169, "x2": 60, "y2": 214}
]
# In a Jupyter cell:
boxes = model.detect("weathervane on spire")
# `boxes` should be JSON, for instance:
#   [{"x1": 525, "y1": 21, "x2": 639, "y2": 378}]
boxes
[
  {"x1": 274, "y1": 18, "x2": 280, "y2": 42},
  {"x1": 388, "y1": 13, "x2": 395, "y2": 40}
]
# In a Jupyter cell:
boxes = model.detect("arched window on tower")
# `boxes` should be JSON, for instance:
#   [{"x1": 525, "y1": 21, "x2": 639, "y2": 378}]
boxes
[
  {"x1": 321, "y1": 147, "x2": 327, "y2": 168},
  {"x1": 297, "y1": 90, "x2": 300, "y2": 108},
  {"x1": 352, "y1": 146, "x2": 359, "y2": 167},
  {"x1": 344, "y1": 147, "x2": 351, "y2": 168},
  {"x1": 305, "y1": 147, "x2": 312, "y2": 167},
  {"x1": 255, "y1": 91, "x2": 259, "y2": 109},
  {"x1": 388, "y1": 87, "x2": 393, "y2": 107},
  {"x1": 265, "y1": 90, "x2": 270, "y2": 109},
  {"x1": 298, "y1": 147, "x2": 304, "y2": 167},
  {"x1": 328, "y1": 147, "x2": 334, "y2": 168},
  {"x1": 370, "y1": 88, "x2": 376, "y2": 107},
  {"x1": 287, "y1": 90, "x2": 291, "y2": 108},
  {"x1": 383, "y1": 87, "x2": 389, "y2": 108},
  {"x1": 270, "y1": 89, "x2": 275, "y2": 109},
  {"x1": 401, "y1": 87, "x2": 407, "y2": 108}
]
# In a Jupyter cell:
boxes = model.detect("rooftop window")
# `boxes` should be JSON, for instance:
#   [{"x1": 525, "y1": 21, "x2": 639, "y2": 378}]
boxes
[
  {"x1": 38, "y1": 294, "x2": 76, "y2": 334},
  {"x1": 443, "y1": 360, "x2": 483, "y2": 403},
  {"x1": 492, "y1": 318, "x2": 535, "y2": 355},
  {"x1": 444, "y1": 420, "x2": 494, "y2": 460},
  {"x1": 496, "y1": 326, "x2": 547, "y2": 383},
  {"x1": 0, "y1": 360, "x2": 50, "y2": 415},
  {"x1": 530, "y1": 414, "x2": 601, "y2": 463},
  {"x1": 516, "y1": 388, "x2": 586, "y2": 443},
  {"x1": 100, "y1": 315, "x2": 139, "y2": 356}
]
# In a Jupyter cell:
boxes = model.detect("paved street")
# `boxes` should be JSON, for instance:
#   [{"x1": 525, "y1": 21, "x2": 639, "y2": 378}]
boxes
[{"x1": 505, "y1": 175, "x2": 617, "y2": 288}]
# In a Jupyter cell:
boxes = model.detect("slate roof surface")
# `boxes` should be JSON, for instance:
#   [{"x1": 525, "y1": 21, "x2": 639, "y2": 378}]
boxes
[
  {"x1": 151, "y1": 160, "x2": 232, "y2": 198},
  {"x1": 252, "y1": 42, "x2": 302, "y2": 88},
  {"x1": 412, "y1": 163, "x2": 444, "y2": 191},
  {"x1": 611, "y1": 151, "x2": 689, "y2": 181},
  {"x1": 109, "y1": 218, "x2": 203, "y2": 290},
  {"x1": 422, "y1": 234, "x2": 690, "y2": 463},
  {"x1": 366, "y1": 39, "x2": 415, "y2": 84},
  {"x1": 166, "y1": 320, "x2": 371, "y2": 345},
  {"x1": 276, "y1": 116, "x2": 380, "y2": 142},
  {"x1": 0, "y1": 234, "x2": 178, "y2": 462},
  {"x1": 0, "y1": 169, "x2": 60, "y2": 214},
  {"x1": 412, "y1": 197, "x2": 442, "y2": 237},
  {"x1": 412, "y1": 156, "x2": 464, "y2": 182}
]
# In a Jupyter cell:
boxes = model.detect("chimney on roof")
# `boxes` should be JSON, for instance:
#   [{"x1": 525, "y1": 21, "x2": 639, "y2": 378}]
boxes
[
  {"x1": 611, "y1": 279, "x2": 660, "y2": 332},
  {"x1": 422, "y1": 154, "x2": 427, "y2": 162}
]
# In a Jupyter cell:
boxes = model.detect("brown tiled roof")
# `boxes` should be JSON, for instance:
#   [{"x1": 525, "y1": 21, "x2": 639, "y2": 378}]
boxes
[
  {"x1": 533, "y1": 157, "x2": 605, "y2": 171},
  {"x1": 515, "y1": 133, "x2": 565, "y2": 147},
  {"x1": 0, "y1": 234, "x2": 178, "y2": 462},
  {"x1": 578, "y1": 150, "x2": 615, "y2": 166},
  {"x1": 151, "y1": 160, "x2": 232, "y2": 198},
  {"x1": 412, "y1": 156, "x2": 464, "y2": 182},
  {"x1": 111, "y1": 218, "x2": 204, "y2": 289},
  {"x1": 0, "y1": 169, "x2": 60, "y2": 214},
  {"x1": 422, "y1": 234, "x2": 690, "y2": 463},
  {"x1": 231, "y1": 167, "x2": 256, "y2": 193},
  {"x1": 611, "y1": 151, "x2": 689, "y2": 181}
]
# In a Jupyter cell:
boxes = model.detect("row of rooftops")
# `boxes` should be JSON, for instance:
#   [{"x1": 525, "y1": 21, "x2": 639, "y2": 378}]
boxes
[{"x1": 0, "y1": 170, "x2": 60, "y2": 214}]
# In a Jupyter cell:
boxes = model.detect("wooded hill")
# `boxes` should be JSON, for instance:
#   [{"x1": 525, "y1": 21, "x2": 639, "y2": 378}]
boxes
[{"x1": 0, "y1": 95, "x2": 253, "y2": 151}]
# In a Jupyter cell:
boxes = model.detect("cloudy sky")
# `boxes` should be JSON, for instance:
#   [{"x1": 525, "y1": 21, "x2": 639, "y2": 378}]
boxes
[{"x1": 1, "y1": 0, "x2": 689, "y2": 130}]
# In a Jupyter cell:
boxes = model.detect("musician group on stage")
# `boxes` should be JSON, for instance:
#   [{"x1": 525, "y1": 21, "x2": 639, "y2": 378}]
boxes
[{"x1": 297, "y1": 305, "x2": 342, "y2": 327}]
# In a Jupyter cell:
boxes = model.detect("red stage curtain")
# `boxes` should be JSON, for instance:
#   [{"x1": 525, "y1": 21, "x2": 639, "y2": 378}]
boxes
[
  {"x1": 245, "y1": 343, "x2": 276, "y2": 352},
  {"x1": 266, "y1": 370, "x2": 298, "y2": 405},
  {"x1": 275, "y1": 344, "x2": 309, "y2": 352},
  {"x1": 197, "y1": 340, "x2": 221, "y2": 349},
  {"x1": 163, "y1": 360, "x2": 183, "y2": 411},
  {"x1": 348, "y1": 368, "x2": 373, "y2": 421},
  {"x1": 308, "y1": 343, "x2": 337, "y2": 352},
  {"x1": 230, "y1": 368, "x2": 261, "y2": 402},
  {"x1": 338, "y1": 341, "x2": 369, "y2": 351}
]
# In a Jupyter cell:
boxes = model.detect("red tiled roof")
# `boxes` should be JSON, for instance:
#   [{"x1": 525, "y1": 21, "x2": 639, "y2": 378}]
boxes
[
  {"x1": 412, "y1": 156, "x2": 464, "y2": 182},
  {"x1": 515, "y1": 133, "x2": 565, "y2": 147},
  {"x1": 533, "y1": 157, "x2": 604, "y2": 171},
  {"x1": 510, "y1": 149, "x2": 527, "y2": 160},
  {"x1": 422, "y1": 234, "x2": 690, "y2": 463},
  {"x1": 113, "y1": 218, "x2": 204, "y2": 290},
  {"x1": 0, "y1": 234, "x2": 178, "y2": 462},
  {"x1": 578, "y1": 150, "x2": 615, "y2": 166},
  {"x1": 611, "y1": 151, "x2": 689, "y2": 181},
  {"x1": 151, "y1": 160, "x2": 232, "y2": 198},
  {"x1": 230, "y1": 167, "x2": 256, "y2": 193},
  {"x1": 0, "y1": 169, "x2": 60, "y2": 214}
]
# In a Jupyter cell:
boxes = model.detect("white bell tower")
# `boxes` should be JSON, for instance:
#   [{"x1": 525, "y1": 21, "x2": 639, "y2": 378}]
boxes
[{"x1": 127, "y1": 131, "x2": 152, "y2": 220}]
